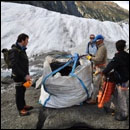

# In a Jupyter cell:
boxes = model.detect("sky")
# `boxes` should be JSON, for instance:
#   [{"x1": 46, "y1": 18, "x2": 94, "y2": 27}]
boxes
[{"x1": 113, "y1": 1, "x2": 129, "y2": 11}]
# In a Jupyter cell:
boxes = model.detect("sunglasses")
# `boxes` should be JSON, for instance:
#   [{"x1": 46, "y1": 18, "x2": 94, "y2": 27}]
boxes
[{"x1": 90, "y1": 37, "x2": 95, "y2": 39}]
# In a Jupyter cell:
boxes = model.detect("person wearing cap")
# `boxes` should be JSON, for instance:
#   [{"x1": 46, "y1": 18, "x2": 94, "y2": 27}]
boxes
[
  {"x1": 86, "y1": 34, "x2": 107, "y2": 104},
  {"x1": 86, "y1": 34, "x2": 97, "y2": 56}
]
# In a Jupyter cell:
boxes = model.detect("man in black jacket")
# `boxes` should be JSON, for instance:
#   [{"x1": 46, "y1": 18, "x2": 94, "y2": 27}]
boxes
[
  {"x1": 10, "y1": 33, "x2": 33, "y2": 116},
  {"x1": 102, "y1": 40, "x2": 129, "y2": 121}
]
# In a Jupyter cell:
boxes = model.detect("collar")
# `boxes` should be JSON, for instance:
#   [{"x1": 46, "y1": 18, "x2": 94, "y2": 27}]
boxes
[
  {"x1": 97, "y1": 43, "x2": 104, "y2": 48},
  {"x1": 16, "y1": 42, "x2": 27, "y2": 51}
]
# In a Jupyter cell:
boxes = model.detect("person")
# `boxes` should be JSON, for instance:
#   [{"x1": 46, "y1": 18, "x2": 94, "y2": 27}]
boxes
[
  {"x1": 86, "y1": 34, "x2": 98, "y2": 100},
  {"x1": 10, "y1": 33, "x2": 33, "y2": 116},
  {"x1": 102, "y1": 40, "x2": 129, "y2": 121},
  {"x1": 86, "y1": 34, "x2": 97, "y2": 56},
  {"x1": 86, "y1": 34, "x2": 107, "y2": 104}
]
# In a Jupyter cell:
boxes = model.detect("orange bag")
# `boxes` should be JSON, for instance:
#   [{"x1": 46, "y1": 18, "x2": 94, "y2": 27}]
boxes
[{"x1": 98, "y1": 81, "x2": 115, "y2": 108}]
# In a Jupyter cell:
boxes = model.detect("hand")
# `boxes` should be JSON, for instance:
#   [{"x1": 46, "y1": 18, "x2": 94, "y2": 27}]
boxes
[
  {"x1": 93, "y1": 71, "x2": 99, "y2": 76},
  {"x1": 25, "y1": 75, "x2": 31, "y2": 81},
  {"x1": 86, "y1": 55, "x2": 92, "y2": 60},
  {"x1": 94, "y1": 67, "x2": 101, "y2": 76}
]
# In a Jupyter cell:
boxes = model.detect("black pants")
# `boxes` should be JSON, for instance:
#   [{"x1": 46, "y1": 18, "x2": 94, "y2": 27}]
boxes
[{"x1": 15, "y1": 85, "x2": 26, "y2": 111}]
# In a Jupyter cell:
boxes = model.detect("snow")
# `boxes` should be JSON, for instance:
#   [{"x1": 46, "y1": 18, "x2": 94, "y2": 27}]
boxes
[
  {"x1": 1, "y1": 2, "x2": 129, "y2": 59},
  {"x1": 1, "y1": 69, "x2": 11, "y2": 77}
]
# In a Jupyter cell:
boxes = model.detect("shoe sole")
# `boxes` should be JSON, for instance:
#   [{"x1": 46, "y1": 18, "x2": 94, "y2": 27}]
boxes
[{"x1": 19, "y1": 112, "x2": 30, "y2": 116}]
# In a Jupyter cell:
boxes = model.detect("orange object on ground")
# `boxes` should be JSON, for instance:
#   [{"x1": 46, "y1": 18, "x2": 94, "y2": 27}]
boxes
[
  {"x1": 98, "y1": 81, "x2": 115, "y2": 108},
  {"x1": 19, "y1": 109, "x2": 30, "y2": 116},
  {"x1": 23, "y1": 80, "x2": 32, "y2": 88},
  {"x1": 98, "y1": 90, "x2": 102, "y2": 103}
]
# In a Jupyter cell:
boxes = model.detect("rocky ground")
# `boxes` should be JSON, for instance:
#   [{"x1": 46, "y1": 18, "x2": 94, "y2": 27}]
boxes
[
  {"x1": 1, "y1": 52, "x2": 129, "y2": 129},
  {"x1": 1, "y1": 86, "x2": 129, "y2": 129}
]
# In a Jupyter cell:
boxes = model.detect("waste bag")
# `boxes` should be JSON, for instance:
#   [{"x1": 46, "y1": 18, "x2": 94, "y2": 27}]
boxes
[{"x1": 36, "y1": 55, "x2": 93, "y2": 108}]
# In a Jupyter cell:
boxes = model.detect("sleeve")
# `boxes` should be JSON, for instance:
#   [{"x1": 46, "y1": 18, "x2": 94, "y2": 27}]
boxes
[
  {"x1": 102, "y1": 58, "x2": 117, "y2": 76},
  {"x1": 9, "y1": 49, "x2": 27, "y2": 78},
  {"x1": 91, "y1": 46, "x2": 106, "y2": 62}
]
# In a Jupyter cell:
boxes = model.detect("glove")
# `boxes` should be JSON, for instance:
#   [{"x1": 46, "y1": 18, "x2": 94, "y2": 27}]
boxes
[{"x1": 86, "y1": 55, "x2": 92, "y2": 60}]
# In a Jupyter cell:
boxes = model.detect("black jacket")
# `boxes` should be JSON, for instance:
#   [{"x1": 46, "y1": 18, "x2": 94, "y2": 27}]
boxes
[
  {"x1": 103, "y1": 51, "x2": 129, "y2": 84},
  {"x1": 10, "y1": 43, "x2": 29, "y2": 82}
]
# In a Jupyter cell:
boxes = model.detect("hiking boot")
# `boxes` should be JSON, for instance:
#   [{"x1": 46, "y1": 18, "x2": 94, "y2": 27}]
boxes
[
  {"x1": 24, "y1": 105, "x2": 33, "y2": 111},
  {"x1": 19, "y1": 109, "x2": 30, "y2": 116},
  {"x1": 115, "y1": 113, "x2": 128, "y2": 121},
  {"x1": 111, "y1": 112, "x2": 115, "y2": 116},
  {"x1": 103, "y1": 106, "x2": 115, "y2": 114}
]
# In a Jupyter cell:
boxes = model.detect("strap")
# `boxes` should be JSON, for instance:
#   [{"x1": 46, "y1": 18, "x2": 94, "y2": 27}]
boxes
[
  {"x1": 42, "y1": 59, "x2": 73, "y2": 107},
  {"x1": 70, "y1": 53, "x2": 90, "y2": 98},
  {"x1": 55, "y1": 54, "x2": 73, "y2": 59},
  {"x1": 42, "y1": 59, "x2": 73, "y2": 86},
  {"x1": 70, "y1": 53, "x2": 79, "y2": 75},
  {"x1": 70, "y1": 73, "x2": 90, "y2": 98},
  {"x1": 42, "y1": 53, "x2": 90, "y2": 106},
  {"x1": 43, "y1": 95, "x2": 51, "y2": 106},
  {"x1": 42, "y1": 59, "x2": 73, "y2": 92},
  {"x1": 87, "y1": 42, "x2": 90, "y2": 54}
]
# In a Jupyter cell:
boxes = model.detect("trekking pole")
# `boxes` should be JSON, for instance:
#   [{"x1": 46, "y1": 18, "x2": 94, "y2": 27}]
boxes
[
  {"x1": 79, "y1": 54, "x2": 89, "y2": 59},
  {"x1": 98, "y1": 81, "x2": 108, "y2": 108},
  {"x1": 69, "y1": 54, "x2": 89, "y2": 60},
  {"x1": 91, "y1": 61, "x2": 94, "y2": 90}
]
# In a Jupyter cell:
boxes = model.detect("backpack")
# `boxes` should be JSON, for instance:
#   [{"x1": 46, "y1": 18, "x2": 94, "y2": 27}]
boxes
[{"x1": 2, "y1": 47, "x2": 21, "y2": 69}]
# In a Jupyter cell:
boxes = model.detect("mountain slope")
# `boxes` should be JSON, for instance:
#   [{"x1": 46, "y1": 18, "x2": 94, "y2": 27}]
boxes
[
  {"x1": 75, "y1": 1, "x2": 129, "y2": 22},
  {"x1": 3, "y1": 1, "x2": 129, "y2": 22}
]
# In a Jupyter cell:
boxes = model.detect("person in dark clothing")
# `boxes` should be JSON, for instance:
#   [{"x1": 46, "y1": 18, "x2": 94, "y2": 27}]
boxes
[
  {"x1": 102, "y1": 40, "x2": 129, "y2": 121},
  {"x1": 10, "y1": 33, "x2": 33, "y2": 116}
]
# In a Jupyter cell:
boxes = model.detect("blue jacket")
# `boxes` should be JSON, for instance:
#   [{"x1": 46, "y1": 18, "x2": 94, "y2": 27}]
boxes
[{"x1": 86, "y1": 41, "x2": 97, "y2": 56}]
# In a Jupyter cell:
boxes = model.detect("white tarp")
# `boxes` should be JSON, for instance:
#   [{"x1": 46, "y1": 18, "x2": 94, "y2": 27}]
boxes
[{"x1": 36, "y1": 56, "x2": 93, "y2": 108}]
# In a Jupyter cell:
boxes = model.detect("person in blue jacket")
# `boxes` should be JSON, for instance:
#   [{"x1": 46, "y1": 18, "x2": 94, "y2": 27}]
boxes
[{"x1": 86, "y1": 34, "x2": 97, "y2": 56}]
